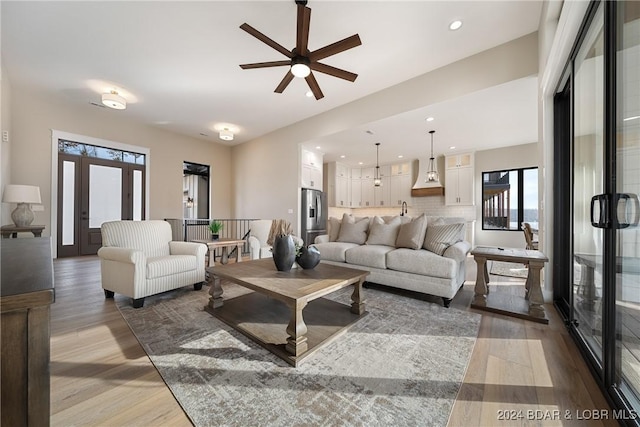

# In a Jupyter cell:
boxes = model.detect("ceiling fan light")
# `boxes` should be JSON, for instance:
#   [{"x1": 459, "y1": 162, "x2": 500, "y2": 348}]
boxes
[
  {"x1": 102, "y1": 90, "x2": 126, "y2": 110},
  {"x1": 291, "y1": 62, "x2": 311, "y2": 78},
  {"x1": 219, "y1": 128, "x2": 234, "y2": 141}
]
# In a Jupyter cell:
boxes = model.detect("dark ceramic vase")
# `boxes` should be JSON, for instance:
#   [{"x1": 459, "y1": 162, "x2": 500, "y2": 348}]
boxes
[
  {"x1": 211, "y1": 234, "x2": 219, "y2": 240},
  {"x1": 272, "y1": 234, "x2": 296, "y2": 272},
  {"x1": 296, "y1": 246, "x2": 321, "y2": 269}
]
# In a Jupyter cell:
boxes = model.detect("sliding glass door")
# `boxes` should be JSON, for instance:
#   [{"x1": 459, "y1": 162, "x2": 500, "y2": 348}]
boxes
[
  {"x1": 572, "y1": 3, "x2": 605, "y2": 366},
  {"x1": 615, "y1": 0, "x2": 640, "y2": 408},
  {"x1": 554, "y1": 0, "x2": 640, "y2": 419}
]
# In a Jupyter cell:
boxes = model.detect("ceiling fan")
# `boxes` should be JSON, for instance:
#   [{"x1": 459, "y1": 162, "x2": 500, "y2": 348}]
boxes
[{"x1": 239, "y1": 0, "x2": 362, "y2": 100}]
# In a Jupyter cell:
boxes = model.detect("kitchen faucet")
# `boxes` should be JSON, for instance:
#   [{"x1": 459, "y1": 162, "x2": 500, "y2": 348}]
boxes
[{"x1": 400, "y1": 201, "x2": 408, "y2": 216}]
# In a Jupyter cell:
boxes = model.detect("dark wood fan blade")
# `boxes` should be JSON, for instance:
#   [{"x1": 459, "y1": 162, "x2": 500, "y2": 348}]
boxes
[
  {"x1": 309, "y1": 62, "x2": 358, "y2": 82},
  {"x1": 240, "y1": 60, "x2": 291, "y2": 70},
  {"x1": 305, "y1": 72, "x2": 324, "y2": 100},
  {"x1": 308, "y1": 34, "x2": 362, "y2": 62},
  {"x1": 240, "y1": 23, "x2": 294, "y2": 58},
  {"x1": 296, "y1": 5, "x2": 311, "y2": 55},
  {"x1": 275, "y1": 71, "x2": 295, "y2": 93}
]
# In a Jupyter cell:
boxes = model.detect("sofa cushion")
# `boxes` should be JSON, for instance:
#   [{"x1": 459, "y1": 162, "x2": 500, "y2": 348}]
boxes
[
  {"x1": 328, "y1": 217, "x2": 342, "y2": 242},
  {"x1": 311, "y1": 242, "x2": 360, "y2": 262},
  {"x1": 147, "y1": 255, "x2": 197, "y2": 279},
  {"x1": 395, "y1": 213, "x2": 428, "y2": 250},
  {"x1": 386, "y1": 248, "x2": 457, "y2": 279},
  {"x1": 345, "y1": 245, "x2": 395, "y2": 269},
  {"x1": 337, "y1": 215, "x2": 369, "y2": 244},
  {"x1": 366, "y1": 216, "x2": 401, "y2": 247},
  {"x1": 422, "y1": 222, "x2": 465, "y2": 255}
]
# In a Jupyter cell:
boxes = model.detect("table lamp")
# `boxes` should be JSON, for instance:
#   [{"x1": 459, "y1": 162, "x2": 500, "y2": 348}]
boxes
[{"x1": 2, "y1": 184, "x2": 42, "y2": 227}]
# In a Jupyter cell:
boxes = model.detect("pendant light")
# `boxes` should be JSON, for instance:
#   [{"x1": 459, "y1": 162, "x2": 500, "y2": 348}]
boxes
[
  {"x1": 374, "y1": 142, "x2": 382, "y2": 187},
  {"x1": 426, "y1": 130, "x2": 439, "y2": 182}
]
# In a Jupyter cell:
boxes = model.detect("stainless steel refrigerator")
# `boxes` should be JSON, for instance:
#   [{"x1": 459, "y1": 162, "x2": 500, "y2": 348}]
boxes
[{"x1": 300, "y1": 188, "x2": 327, "y2": 246}]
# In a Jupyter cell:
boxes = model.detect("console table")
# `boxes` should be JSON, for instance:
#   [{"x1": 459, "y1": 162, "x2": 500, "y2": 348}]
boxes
[
  {"x1": 1, "y1": 224, "x2": 45, "y2": 238},
  {"x1": 470, "y1": 246, "x2": 549, "y2": 324},
  {"x1": 1, "y1": 238, "x2": 54, "y2": 426}
]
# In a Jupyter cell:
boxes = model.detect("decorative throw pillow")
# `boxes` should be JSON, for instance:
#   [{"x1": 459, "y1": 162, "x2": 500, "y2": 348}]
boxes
[
  {"x1": 336, "y1": 216, "x2": 370, "y2": 244},
  {"x1": 422, "y1": 222, "x2": 465, "y2": 255},
  {"x1": 328, "y1": 217, "x2": 342, "y2": 242},
  {"x1": 366, "y1": 216, "x2": 401, "y2": 246},
  {"x1": 395, "y1": 214, "x2": 428, "y2": 250}
]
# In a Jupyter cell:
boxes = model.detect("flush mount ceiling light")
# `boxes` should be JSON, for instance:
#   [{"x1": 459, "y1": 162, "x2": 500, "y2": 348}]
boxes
[
  {"x1": 426, "y1": 130, "x2": 439, "y2": 183},
  {"x1": 219, "y1": 128, "x2": 234, "y2": 141},
  {"x1": 101, "y1": 90, "x2": 126, "y2": 110},
  {"x1": 374, "y1": 142, "x2": 382, "y2": 187}
]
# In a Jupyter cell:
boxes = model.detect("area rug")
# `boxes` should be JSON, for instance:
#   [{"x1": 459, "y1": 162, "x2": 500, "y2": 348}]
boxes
[
  {"x1": 116, "y1": 282, "x2": 481, "y2": 427},
  {"x1": 489, "y1": 260, "x2": 529, "y2": 279}
]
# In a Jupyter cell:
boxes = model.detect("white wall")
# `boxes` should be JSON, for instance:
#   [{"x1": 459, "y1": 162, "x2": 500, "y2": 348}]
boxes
[
  {"x1": 6, "y1": 83, "x2": 232, "y2": 237},
  {"x1": 232, "y1": 33, "x2": 539, "y2": 235}
]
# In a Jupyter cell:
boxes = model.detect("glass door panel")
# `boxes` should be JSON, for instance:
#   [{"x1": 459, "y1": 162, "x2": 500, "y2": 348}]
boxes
[
  {"x1": 573, "y1": 3, "x2": 605, "y2": 365},
  {"x1": 615, "y1": 0, "x2": 640, "y2": 404},
  {"x1": 88, "y1": 164, "x2": 122, "y2": 228}
]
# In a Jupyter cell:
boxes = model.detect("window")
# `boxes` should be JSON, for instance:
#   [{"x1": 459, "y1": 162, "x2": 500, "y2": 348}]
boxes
[{"x1": 481, "y1": 167, "x2": 538, "y2": 231}]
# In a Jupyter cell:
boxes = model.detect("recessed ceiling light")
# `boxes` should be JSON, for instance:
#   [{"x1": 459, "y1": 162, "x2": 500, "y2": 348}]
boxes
[
  {"x1": 398, "y1": 155, "x2": 404, "y2": 158},
  {"x1": 450, "y1": 146, "x2": 456, "y2": 150},
  {"x1": 358, "y1": 162, "x2": 363, "y2": 165},
  {"x1": 340, "y1": 155, "x2": 346, "y2": 158},
  {"x1": 426, "y1": 117, "x2": 435, "y2": 122},
  {"x1": 306, "y1": 91, "x2": 313, "y2": 98},
  {"x1": 316, "y1": 146, "x2": 321, "y2": 150},
  {"x1": 449, "y1": 20, "x2": 463, "y2": 31}
]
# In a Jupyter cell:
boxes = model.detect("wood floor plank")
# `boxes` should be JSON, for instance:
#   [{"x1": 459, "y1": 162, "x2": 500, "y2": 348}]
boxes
[{"x1": 50, "y1": 256, "x2": 617, "y2": 426}]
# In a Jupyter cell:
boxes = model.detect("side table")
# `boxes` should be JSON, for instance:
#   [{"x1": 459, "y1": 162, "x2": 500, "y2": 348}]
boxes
[
  {"x1": 470, "y1": 246, "x2": 549, "y2": 324},
  {"x1": 1, "y1": 225, "x2": 45, "y2": 238}
]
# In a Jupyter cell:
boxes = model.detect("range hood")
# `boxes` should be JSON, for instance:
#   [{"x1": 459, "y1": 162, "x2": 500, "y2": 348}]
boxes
[{"x1": 411, "y1": 156, "x2": 445, "y2": 197}]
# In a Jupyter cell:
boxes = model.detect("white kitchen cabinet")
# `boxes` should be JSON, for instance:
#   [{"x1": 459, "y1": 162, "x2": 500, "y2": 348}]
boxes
[
  {"x1": 388, "y1": 162, "x2": 413, "y2": 207},
  {"x1": 350, "y1": 176, "x2": 362, "y2": 207},
  {"x1": 326, "y1": 162, "x2": 350, "y2": 207},
  {"x1": 301, "y1": 148, "x2": 323, "y2": 190},
  {"x1": 361, "y1": 178, "x2": 375, "y2": 207},
  {"x1": 445, "y1": 153, "x2": 474, "y2": 205},
  {"x1": 374, "y1": 176, "x2": 391, "y2": 206}
]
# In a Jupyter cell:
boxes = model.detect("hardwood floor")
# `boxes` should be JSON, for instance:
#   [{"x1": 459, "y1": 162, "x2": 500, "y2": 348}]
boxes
[{"x1": 50, "y1": 256, "x2": 617, "y2": 426}]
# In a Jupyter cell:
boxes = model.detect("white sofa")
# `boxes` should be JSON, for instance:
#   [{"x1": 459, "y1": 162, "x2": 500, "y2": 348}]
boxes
[
  {"x1": 98, "y1": 220, "x2": 207, "y2": 308},
  {"x1": 311, "y1": 214, "x2": 471, "y2": 307},
  {"x1": 248, "y1": 219, "x2": 304, "y2": 260}
]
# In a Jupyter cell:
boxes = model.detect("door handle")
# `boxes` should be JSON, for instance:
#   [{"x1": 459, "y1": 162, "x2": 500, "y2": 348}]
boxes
[
  {"x1": 590, "y1": 194, "x2": 609, "y2": 228},
  {"x1": 615, "y1": 193, "x2": 640, "y2": 229}
]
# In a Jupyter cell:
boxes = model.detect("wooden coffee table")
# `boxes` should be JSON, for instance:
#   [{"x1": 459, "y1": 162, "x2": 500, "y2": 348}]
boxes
[{"x1": 204, "y1": 258, "x2": 369, "y2": 367}]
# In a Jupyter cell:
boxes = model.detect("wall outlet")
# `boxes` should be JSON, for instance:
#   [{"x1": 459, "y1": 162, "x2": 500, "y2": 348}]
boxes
[
  {"x1": 32, "y1": 205, "x2": 45, "y2": 212},
  {"x1": 2, "y1": 130, "x2": 8, "y2": 143},
  {"x1": 287, "y1": 209, "x2": 294, "y2": 214}
]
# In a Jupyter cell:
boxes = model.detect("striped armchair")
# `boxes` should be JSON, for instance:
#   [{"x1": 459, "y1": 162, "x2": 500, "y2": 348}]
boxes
[{"x1": 98, "y1": 220, "x2": 206, "y2": 308}]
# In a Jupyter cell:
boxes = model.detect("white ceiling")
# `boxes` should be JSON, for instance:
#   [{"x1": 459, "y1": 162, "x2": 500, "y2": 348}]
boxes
[{"x1": 1, "y1": 1, "x2": 542, "y2": 166}]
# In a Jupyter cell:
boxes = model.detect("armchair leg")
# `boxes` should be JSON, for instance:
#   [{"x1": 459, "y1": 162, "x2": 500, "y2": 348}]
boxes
[
  {"x1": 132, "y1": 298, "x2": 145, "y2": 309},
  {"x1": 194, "y1": 282, "x2": 204, "y2": 291},
  {"x1": 442, "y1": 297, "x2": 452, "y2": 308},
  {"x1": 104, "y1": 290, "x2": 114, "y2": 299}
]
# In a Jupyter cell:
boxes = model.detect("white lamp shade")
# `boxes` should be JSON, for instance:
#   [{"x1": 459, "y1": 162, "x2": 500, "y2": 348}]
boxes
[
  {"x1": 219, "y1": 129, "x2": 234, "y2": 141},
  {"x1": 2, "y1": 185, "x2": 41, "y2": 204},
  {"x1": 102, "y1": 91, "x2": 127, "y2": 110}
]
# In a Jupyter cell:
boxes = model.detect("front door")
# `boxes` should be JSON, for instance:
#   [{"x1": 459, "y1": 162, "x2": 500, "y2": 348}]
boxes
[{"x1": 57, "y1": 152, "x2": 145, "y2": 257}]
